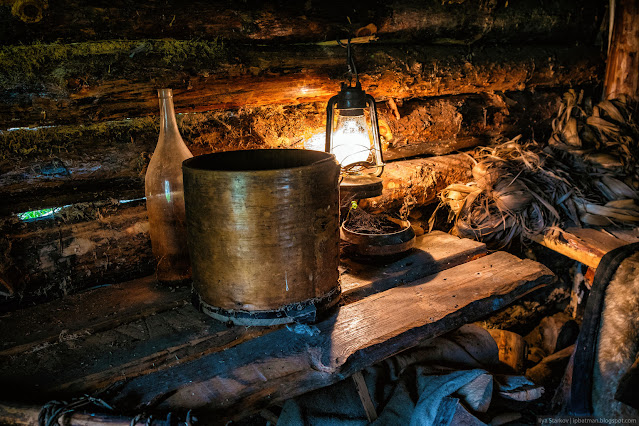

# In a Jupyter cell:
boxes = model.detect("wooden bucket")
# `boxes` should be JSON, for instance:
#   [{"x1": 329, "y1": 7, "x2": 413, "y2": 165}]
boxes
[{"x1": 183, "y1": 149, "x2": 341, "y2": 325}]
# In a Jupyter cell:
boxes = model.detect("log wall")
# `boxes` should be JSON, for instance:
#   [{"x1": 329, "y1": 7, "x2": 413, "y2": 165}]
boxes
[{"x1": 0, "y1": 0, "x2": 606, "y2": 305}]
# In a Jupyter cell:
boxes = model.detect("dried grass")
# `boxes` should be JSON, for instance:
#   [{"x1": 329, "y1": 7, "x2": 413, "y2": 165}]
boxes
[{"x1": 431, "y1": 131, "x2": 639, "y2": 248}]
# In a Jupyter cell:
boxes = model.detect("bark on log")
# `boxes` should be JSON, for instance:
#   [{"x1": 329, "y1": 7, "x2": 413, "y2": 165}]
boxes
[
  {"x1": 0, "y1": 41, "x2": 603, "y2": 129},
  {"x1": 0, "y1": 153, "x2": 471, "y2": 302},
  {"x1": 0, "y1": 200, "x2": 153, "y2": 305},
  {"x1": 359, "y1": 154, "x2": 474, "y2": 212},
  {"x1": 0, "y1": 0, "x2": 604, "y2": 45},
  {"x1": 604, "y1": 0, "x2": 639, "y2": 101},
  {"x1": 0, "y1": 90, "x2": 566, "y2": 215}
]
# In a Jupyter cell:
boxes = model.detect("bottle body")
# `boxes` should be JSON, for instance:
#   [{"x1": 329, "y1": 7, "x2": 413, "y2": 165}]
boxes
[{"x1": 145, "y1": 89, "x2": 193, "y2": 283}]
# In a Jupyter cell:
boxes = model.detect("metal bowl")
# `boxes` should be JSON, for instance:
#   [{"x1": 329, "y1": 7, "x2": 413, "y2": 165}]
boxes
[{"x1": 340, "y1": 219, "x2": 416, "y2": 256}]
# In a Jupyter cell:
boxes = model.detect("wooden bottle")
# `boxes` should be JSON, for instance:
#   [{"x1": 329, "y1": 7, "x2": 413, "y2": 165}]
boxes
[{"x1": 145, "y1": 89, "x2": 193, "y2": 283}]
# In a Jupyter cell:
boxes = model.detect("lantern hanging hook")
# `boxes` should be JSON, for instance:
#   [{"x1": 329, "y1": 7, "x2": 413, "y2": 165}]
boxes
[{"x1": 337, "y1": 37, "x2": 359, "y2": 87}]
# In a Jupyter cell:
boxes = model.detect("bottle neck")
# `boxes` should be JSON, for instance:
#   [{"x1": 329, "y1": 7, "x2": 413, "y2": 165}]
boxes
[{"x1": 158, "y1": 89, "x2": 179, "y2": 142}]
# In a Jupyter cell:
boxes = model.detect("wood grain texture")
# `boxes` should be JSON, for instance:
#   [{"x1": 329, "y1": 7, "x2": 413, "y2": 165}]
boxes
[
  {"x1": 0, "y1": 275, "x2": 189, "y2": 356},
  {"x1": 0, "y1": 200, "x2": 154, "y2": 304},
  {"x1": 0, "y1": 42, "x2": 603, "y2": 129},
  {"x1": 531, "y1": 227, "x2": 631, "y2": 269},
  {"x1": 341, "y1": 231, "x2": 487, "y2": 301},
  {"x1": 0, "y1": 0, "x2": 604, "y2": 45},
  {"x1": 359, "y1": 154, "x2": 474, "y2": 212},
  {"x1": 0, "y1": 90, "x2": 566, "y2": 215},
  {"x1": 0, "y1": 230, "x2": 482, "y2": 400},
  {"x1": 603, "y1": 0, "x2": 639, "y2": 101},
  {"x1": 107, "y1": 251, "x2": 553, "y2": 422}
]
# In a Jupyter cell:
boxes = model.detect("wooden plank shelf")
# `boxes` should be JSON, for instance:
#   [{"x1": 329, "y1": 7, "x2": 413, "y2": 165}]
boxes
[
  {"x1": 0, "y1": 232, "x2": 554, "y2": 424},
  {"x1": 531, "y1": 227, "x2": 639, "y2": 269}
]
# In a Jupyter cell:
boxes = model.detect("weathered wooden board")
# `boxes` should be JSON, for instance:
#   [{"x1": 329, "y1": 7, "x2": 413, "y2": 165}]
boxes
[
  {"x1": 0, "y1": 42, "x2": 603, "y2": 129},
  {"x1": 0, "y1": 200, "x2": 154, "y2": 303},
  {"x1": 531, "y1": 227, "x2": 639, "y2": 269},
  {"x1": 0, "y1": 90, "x2": 567, "y2": 215},
  {"x1": 0, "y1": 0, "x2": 603, "y2": 45},
  {"x1": 0, "y1": 232, "x2": 485, "y2": 397},
  {"x1": 105, "y1": 251, "x2": 553, "y2": 423},
  {"x1": 0, "y1": 276, "x2": 189, "y2": 357},
  {"x1": 341, "y1": 231, "x2": 486, "y2": 301},
  {"x1": 0, "y1": 303, "x2": 275, "y2": 403},
  {"x1": 359, "y1": 153, "x2": 474, "y2": 212}
]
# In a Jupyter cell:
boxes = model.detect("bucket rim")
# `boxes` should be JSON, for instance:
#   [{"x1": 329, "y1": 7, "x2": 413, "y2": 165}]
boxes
[{"x1": 182, "y1": 148, "x2": 337, "y2": 173}]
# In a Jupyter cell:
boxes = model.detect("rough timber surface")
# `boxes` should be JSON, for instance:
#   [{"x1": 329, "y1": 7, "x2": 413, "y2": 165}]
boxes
[
  {"x1": 359, "y1": 153, "x2": 474, "y2": 212},
  {"x1": 0, "y1": 200, "x2": 154, "y2": 303},
  {"x1": 0, "y1": 276, "x2": 189, "y2": 357},
  {"x1": 112, "y1": 251, "x2": 553, "y2": 423},
  {"x1": 0, "y1": 90, "x2": 565, "y2": 215},
  {"x1": 531, "y1": 227, "x2": 639, "y2": 269},
  {"x1": 0, "y1": 237, "x2": 553, "y2": 424},
  {"x1": 0, "y1": 0, "x2": 603, "y2": 45},
  {"x1": 340, "y1": 231, "x2": 487, "y2": 301},
  {"x1": 0, "y1": 42, "x2": 602, "y2": 129}
]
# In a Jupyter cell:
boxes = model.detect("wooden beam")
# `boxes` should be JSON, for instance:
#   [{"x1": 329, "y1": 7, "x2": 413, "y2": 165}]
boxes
[
  {"x1": 604, "y1": 0, "x2": 639, "y2": 100},
  {"x1": 530, "y1": 227, "x2": 639, "y2": 269},
  {"x1": 341, "y1": 231, "x2": 486, "y2": 301},
  {"x1": 359, "y1": 153, "x2": 474, "y2": 212},
  {"x1": 0, "y1": 42, "x2": 603, "y2": 129},
  {"x1": 0, "y1": 0, "x2": 604, "y2": 45},
  {"x1": 0, "y1": 200, "x2": 154, "y2": 303},
  {"x1": 0, "y1": 90, "x2": 567, "y2": 215},
  {"x1": 0, "y1": 276, "x2": 189, "y2": 357}
]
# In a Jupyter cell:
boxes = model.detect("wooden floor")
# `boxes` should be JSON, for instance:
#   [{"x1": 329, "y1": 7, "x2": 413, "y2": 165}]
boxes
[{"x1": 0, "y1": 231, "x2": 554, "y2": 424}]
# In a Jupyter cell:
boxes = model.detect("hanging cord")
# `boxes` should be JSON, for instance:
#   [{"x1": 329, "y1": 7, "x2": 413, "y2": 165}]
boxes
[{"x1": 337, "y1": 37, "x2": 359, "y2": 86}]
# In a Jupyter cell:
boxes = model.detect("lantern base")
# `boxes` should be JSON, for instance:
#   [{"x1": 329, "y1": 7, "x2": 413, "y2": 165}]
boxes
[{"x1": 340, "y1": 175, "x2": 383, "y2": 199}]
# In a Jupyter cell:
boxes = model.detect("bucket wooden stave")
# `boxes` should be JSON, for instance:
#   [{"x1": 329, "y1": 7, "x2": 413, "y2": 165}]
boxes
[{"x1": 183, "y1": 149, "x2": 341, "y2": 325}]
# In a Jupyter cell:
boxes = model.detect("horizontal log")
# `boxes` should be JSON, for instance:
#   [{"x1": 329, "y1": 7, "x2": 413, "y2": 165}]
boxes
[
  {"x1": 0, "y1": 276, "x2": 189, "y2": 356},
  {"x1": 0, "y1": 41, "x2": 603, "y2": 129},
  {"x1": 0, "y1": 153, "x2": 472, "y2": 303},
  {"x1": 0, "y1": 90, "x2": 566, "y2": 214},
  {"x1": 0, "y1": 200, "x2": 154, "y2": 305},
  {"x1": 0, "y1": 0, "x2": 604, "y2": 45},
  {"x1": 360, "y1": 153, "x2": 475, "y2": 212}
]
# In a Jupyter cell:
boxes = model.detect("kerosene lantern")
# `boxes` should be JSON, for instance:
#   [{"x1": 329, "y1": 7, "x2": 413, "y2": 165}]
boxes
[{"x1": 325, "y1": 40, "x2": 384, "y2": 199}]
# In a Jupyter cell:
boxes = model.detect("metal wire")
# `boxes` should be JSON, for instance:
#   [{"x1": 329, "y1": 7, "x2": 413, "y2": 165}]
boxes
[{"x1": 337, "y1": 37, "x2": 359, "y2": 86}]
